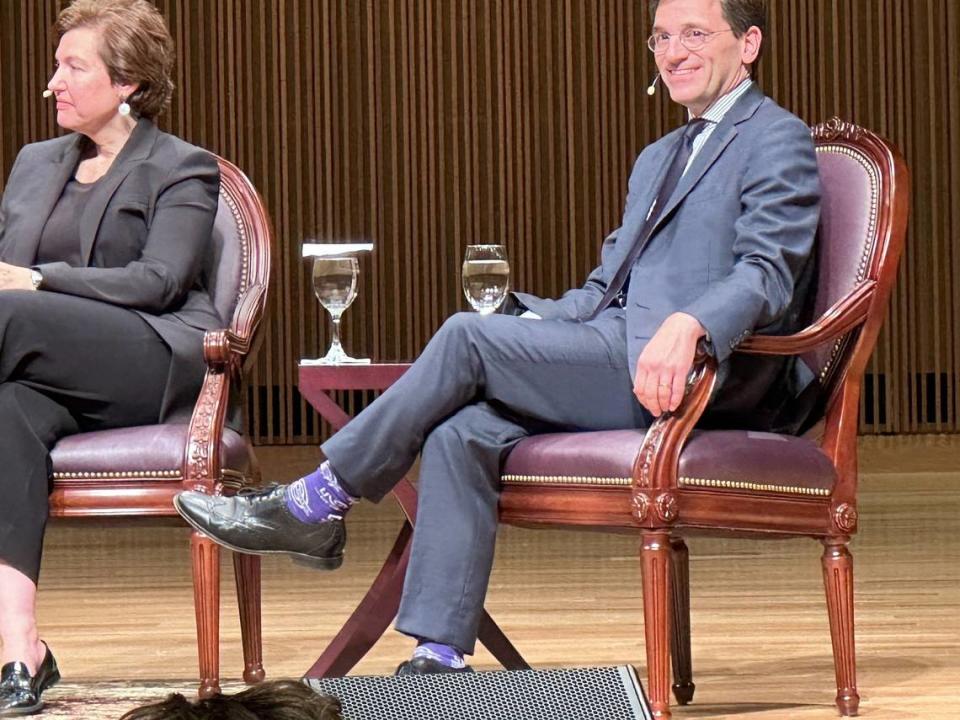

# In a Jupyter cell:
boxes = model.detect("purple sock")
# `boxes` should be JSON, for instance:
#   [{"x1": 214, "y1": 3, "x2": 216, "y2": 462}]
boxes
[
  {"x1": 413, "y1": 641, "x2": 466, "y2": 669},
  {"x1": 284, "y1": 460, "x2": 358, "y2": 523}
]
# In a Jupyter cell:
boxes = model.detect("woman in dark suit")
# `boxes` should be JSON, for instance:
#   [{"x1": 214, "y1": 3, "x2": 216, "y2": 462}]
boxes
[{"x1": 0, "y1": 1, "x2": 221, "y2": 714}]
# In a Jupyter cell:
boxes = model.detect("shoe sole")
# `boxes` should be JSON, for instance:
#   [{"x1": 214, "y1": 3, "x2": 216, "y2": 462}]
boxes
[
  {"x1": 0, "y1": 702, "x2": 43, "y2": 717},
  {"x1": 395, "y1": 662, "x2": 475, "y2": 676},
  {"x1": 173, "y1": 496, "x2": 344, "y2": 571}
]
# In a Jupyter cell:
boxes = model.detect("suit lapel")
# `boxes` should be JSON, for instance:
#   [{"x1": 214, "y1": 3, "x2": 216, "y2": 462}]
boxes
[
  {"x1": 652, "y1": 123, "x2": 738, "y2": 226},
  {"x1": 6, "y1": 137, "x2": 83, "y2": 266},
  {"x1": 78, "y1": 118, "x2": 158, "y2": 265},
  {"x1": 647, "y1": 83, "x2": 766, "y2": 237},
  {"x1": 612, "y1": 136, "x2": 679, "y2": 264}
]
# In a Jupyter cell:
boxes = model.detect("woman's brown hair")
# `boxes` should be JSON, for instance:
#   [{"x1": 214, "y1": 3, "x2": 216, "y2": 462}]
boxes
[{"x1": 56, "y1": 0, "x2": 175, "y2": 119}]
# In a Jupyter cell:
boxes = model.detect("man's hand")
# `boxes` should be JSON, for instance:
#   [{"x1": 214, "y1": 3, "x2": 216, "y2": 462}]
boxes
[
  {"x1": 0, "y1": 262, "x2": 34, "y2": 291},
  {"x1": 633, "y1": 312, "x2": 706, "y2": 417}
]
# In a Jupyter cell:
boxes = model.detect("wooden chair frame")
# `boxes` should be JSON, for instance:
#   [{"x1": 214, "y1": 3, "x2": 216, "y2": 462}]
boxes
[
  {"x1": 48, "y1": 156, "x2": 273, "y2": 698},
  {"x1": 499, "y1": 118, "x2": 910, "y2": 718}
]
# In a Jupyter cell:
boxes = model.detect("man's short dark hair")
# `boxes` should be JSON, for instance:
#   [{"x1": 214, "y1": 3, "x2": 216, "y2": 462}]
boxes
[{"x1": 649, "y1": 0, "x2": 767, "y2": 69}]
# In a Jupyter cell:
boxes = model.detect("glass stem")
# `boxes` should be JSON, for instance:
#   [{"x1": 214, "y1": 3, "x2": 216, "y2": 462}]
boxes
[{"x1": 331, "y1": 312, "x2": 344, "y2": 352}]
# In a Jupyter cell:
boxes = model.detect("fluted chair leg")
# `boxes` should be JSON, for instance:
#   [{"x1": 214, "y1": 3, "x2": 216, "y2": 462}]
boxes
[
  {"x1": 641, "y1": 532, "x2": 673, "y2": 719},
  {"x1": 822, "y1": 538, "x2": 859, "y2": 716},
  {"x1": 234, "y1": 552, "x2": 265, "y2": 684},
  {"x1": 191, "y1": 530, "x2": 222, "y2": 698},
  {"x1": 669, "y1": 538, "x2": 695, "y2": 705}
]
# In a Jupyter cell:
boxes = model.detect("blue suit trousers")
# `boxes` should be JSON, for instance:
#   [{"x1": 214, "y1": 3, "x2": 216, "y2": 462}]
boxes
[{"x1": 322, "y1": 309, "x2": 648, "y2": 652}]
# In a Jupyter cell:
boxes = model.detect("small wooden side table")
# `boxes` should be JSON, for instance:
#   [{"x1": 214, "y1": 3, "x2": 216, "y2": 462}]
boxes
[{"x1": 297, "y1": 362, "x2": 529, "y2": 677}]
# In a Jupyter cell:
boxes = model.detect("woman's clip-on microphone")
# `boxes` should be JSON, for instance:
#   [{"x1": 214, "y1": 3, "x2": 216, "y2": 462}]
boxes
[
  {"x1": 647, "y1": 73, "x2": 660, "y2": 96},
  {"x1": 42, "y1": 90, "x2": 53, "y2": 98}
]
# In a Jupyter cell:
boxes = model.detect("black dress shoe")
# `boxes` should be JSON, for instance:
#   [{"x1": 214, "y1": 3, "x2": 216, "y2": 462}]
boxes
[
  {"x1": 395, "y1": 657, "x2": 475, "y2": 676},
  {"x1": 174, "y1": 485, "x2": 346, "y2": 570},
  {"x1": 0, "y1": 645, "x2": 61, "y2": 717}
]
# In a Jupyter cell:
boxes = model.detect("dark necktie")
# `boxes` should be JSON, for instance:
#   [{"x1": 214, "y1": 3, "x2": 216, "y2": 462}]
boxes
[{"x1": 588, "y1": 118, "x2": 710, "y2": 320}]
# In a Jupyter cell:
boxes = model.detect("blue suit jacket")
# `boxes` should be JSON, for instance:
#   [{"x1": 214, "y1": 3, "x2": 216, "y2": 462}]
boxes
[{"x1": 515, "y1": 85, "x2": 822, "y2": 431}]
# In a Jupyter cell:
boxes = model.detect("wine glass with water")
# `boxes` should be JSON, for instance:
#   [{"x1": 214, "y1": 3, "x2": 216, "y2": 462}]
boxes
[
  {"x1": 312, "y1": 256, "x2": 369, "y2": 364},
  {"x1": 462, "y1": 244, "x2": 510, "y2": 315}
]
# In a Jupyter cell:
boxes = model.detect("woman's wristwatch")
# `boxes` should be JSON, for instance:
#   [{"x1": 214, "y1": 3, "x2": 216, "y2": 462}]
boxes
[{"x1": 30, "y1": 268, "x2": 43, "y2": 290}]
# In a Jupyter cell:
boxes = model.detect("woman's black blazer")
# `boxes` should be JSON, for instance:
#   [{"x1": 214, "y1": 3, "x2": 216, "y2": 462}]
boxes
[{"x1": 0, "y1": 118, "x2": 222, "y2": 420}]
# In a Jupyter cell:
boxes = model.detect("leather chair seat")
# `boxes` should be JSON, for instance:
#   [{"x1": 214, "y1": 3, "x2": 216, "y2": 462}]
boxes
[
  {"x1": 503, "y1": 429, "x2": 835, "y2": 497},
  {"x1": 677, "y1": 430, "x2": 835, "y2": 497},
  {"x1": 51, "y1": 424, "x2": 251, "y2": 482},
  {"x1": 503, "y1": 430, "x2": 645, "y2": 488}
]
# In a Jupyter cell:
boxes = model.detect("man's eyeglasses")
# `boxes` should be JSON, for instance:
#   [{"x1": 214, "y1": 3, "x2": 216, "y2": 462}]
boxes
[{"x1": 647, "y1": 28, "x2": 733, "y2": 54}]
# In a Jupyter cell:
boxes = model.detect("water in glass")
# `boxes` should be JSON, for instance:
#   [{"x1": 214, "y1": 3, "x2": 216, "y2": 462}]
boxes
[
  {"x1": 311, "y1": 256, "x2": 368, "y2": 364},
  {"x1": 313, "y1": 257, "x2": 358, "y2": 314},
  {"x1": 462, "y1": 245, "x2": 510, "y2": 315}
]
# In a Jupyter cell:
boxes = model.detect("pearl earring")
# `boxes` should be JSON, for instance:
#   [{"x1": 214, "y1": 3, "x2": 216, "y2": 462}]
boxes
[{"x1": 118, "y1": 98, "x2": 131, "y2": 116}]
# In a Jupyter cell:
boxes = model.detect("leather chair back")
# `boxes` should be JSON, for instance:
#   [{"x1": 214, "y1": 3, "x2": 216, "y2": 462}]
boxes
[
  {"x1": 804, "y1": 135, "x2": 885, "y2": 389},
  {"x1": 803, "y1": 119, "x2": 904, "y2": 397},
  {"x1": 206, "y1": 184, "x2": 248, "y2": 327}
]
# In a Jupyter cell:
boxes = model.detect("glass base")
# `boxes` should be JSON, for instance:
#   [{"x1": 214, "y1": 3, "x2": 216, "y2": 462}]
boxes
[
  {"x1": 301, "y1": 356, "x2": 372, "y2": 366},
  {"x1": 302, "y1": 344, "x2": 371, "y2": 366}
]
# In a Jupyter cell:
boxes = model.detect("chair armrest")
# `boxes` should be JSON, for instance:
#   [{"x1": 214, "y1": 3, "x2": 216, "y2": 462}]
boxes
[
  {"x1": 633, "y1": 340, "x2": 718, "y2": 496},
  {"x1": 186, "y1": 281, "x2": 269, "y2": 488},
  {"x1": 737, "y1": 280, "x2": 875, "y2": 356},
  {"x1": 186, "y1": 318, "x2": 255, "y2": 489},
  {"x1": 629, "y1": 280, "x2": 875, "y2": 513},
  {"x1": 202, "y1": 281, "x2": 268, "y2": 369},
  {"x1": 184, "y1": 362, "x2": 232, "y2": 490},
  {"x1": 230, "y1": 282, "x2": 269, "y2": 346},
  {"x1": 203, "y1": 328, "x2": 250, "y2": 371}
]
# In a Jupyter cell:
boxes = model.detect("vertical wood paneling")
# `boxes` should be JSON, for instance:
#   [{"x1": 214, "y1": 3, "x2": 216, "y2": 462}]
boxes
[
  {"x1": 950, "y1": 0, "x2": 960, "y2": 429},
  {"x1": 1, "y1": 1, "x2": 956, "y2": 439}
]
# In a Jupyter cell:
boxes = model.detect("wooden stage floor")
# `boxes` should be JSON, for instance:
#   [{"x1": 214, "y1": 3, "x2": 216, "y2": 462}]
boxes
[{"x1": 32, "y1": 435, "x2": 960, "y2": 719}]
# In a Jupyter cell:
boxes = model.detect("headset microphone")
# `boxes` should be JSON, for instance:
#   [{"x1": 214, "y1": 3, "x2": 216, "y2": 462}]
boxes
[
  {"x1": 42, "y1": 90, "x2": 53, "y2": 98},
  {"x1": 647, "y1": 73, "x2": 660, "y2": 96}
]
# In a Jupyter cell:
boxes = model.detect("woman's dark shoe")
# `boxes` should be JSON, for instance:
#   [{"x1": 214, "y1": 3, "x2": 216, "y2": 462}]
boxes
[{"x1": 0, "y1": 644, "x2": 61, "y2": 717}]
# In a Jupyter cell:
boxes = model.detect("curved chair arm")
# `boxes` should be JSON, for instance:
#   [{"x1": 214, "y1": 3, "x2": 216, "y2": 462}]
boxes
[
  {"x1": 632, "y1": 341, "x2": 718, "y2": 499},
  {"x1": 631, "y1": 280, "x2": 876, "y2": 503},
  {"x1": 183, "y1": 366, "x2": 231, "y2": 491},
  {"x1": 202, "y1": 282, "x2": 268, "y2": 372},
  {"x1": 203, "y1": 329, "x2": 249, "y2": 369},
  {"x1": 737, "y1": 280, "x2": 875, "y2": 356},
  {"x1": 184, "y1": 323, "x2": 256, "y2": 491},
  {"x1": 229, "y1": 282, "x2": 269, "y2": 347}
]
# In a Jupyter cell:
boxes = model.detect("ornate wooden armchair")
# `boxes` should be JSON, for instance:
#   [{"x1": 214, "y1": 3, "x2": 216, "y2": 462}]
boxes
[
  {"x1": 47, "y1": 156, "x2": 272, "y2": 698},
  {"x1": 499, "y1": 119, "x2": 909, "y2": 718}
]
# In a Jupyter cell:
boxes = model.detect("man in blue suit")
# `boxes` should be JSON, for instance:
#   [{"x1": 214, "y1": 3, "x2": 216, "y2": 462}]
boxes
[{"x1": 176, "y1": 0, "x2": 820, "y2": 675}]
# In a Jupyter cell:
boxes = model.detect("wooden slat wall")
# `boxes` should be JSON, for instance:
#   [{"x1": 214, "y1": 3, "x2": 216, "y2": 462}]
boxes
[{"x1": 1, "y1": 1, "x2": 956, "y2": 440}]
